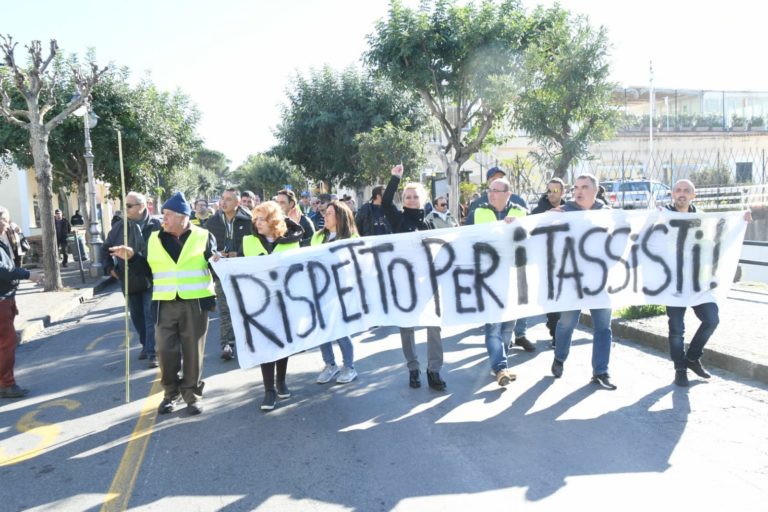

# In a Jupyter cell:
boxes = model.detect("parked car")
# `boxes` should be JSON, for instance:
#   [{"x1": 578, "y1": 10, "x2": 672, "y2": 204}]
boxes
[{"x1": 601, "y1": 179, "x2": 671, "y2": 209}]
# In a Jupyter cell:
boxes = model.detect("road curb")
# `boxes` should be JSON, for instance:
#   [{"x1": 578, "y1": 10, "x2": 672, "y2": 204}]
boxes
[{"x1": 580, "y1": 313, "x2": 768, "y2": 385}]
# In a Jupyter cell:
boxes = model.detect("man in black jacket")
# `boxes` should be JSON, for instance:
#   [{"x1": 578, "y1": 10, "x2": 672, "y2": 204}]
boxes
[
  {"x1": 101, "y1": 192, "x2": 162, "y2": 368},
  {"x1": 530, "y1": 177, "x2": 567, "y2": 346},
  {"x1": 54, "y1": 209, "x2": 71, "y2": 267},
  {"x1": 204, "y1": 188, "x2": 252, "y2": 360},
  {"x1": 355, "y1": 185, "x2": 392, "y2": 237},
  {"x1": 1, "y1": 206, "x2": 44, "y2": 398}
]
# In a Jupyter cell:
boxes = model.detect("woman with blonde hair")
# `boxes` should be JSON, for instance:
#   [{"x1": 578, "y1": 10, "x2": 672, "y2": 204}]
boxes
[
  {"x1": 312, "y1": 200, "x2": 359, "y2": 385},
  {"x1": 382, "y1": 164, "x2": 447, "y2": 391},
  {"x1": 238, "y1": 200, "x2": 304, "y2": 411}
]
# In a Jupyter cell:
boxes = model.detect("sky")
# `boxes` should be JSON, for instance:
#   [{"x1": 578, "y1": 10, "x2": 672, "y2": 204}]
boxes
[{"x1": 4, "y1": 0, "x2": 767, "y2": 168}]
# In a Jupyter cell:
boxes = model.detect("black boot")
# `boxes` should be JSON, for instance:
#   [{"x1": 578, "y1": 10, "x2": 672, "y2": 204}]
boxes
[
  {"x1": 409, "y1": 370, "x2": 421, "y2": 388},
  {"x1": 426, "y1": 370, "x2": 446, "y2": 391},
  {"x1": 674, "y1": 370, "x2": 689, "y2": 387}
]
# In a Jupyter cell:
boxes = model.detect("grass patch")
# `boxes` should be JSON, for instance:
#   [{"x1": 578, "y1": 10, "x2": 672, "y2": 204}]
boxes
[{"x1": 614, "y1": 304, "x2": 666, "y2": 320}]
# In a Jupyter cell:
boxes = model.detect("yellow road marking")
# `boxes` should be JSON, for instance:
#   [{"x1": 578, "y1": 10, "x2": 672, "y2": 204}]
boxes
[
  {"x1": 0, "y1": 399, "x2": 81, "y2": 466},
  {"x1": 87, "y1": 330, "x2": 132, "y2": 351},
  {"x1": 101, "y1": 377, "x2": 163, "y2": 512}
]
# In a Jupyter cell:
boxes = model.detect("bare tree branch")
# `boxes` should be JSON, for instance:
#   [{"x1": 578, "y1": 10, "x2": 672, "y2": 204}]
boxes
[{"x1": 44, "y1": 64, "x2": 109, "y2": 131}]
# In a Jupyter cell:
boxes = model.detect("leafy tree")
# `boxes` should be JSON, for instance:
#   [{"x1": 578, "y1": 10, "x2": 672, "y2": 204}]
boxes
[
  {"x1": 273, "y1": 65, "x2": 426, "y2": 189},
  {"x1": 132, "y1": 79, "x2": 202, "y2": 206},
  {"x1": 366, "y1": 0, "x2": 546, "y2": 218},
  {"x1": 500, "y1": 154, "x2": 536, "y2": 194},
  {"x1": 194, "y1": 148, "x2": 231, "y2": 194},
  {"x1": 512, "y1": 7, "x2": 618, "y2": 179},
  {"x1": 2, "y1": 57, "x2": 205, "y2": 233},
  {"x1": 171, "y1": 163, "x2": 217, "y2": 202},
  {"x1": 0, "y1": 36, "x2": 107, "y2": 290},
  {"x1": 355, "y1": 121, "x2": 427, "y2": 185},
  {"x1": 232, "y1": 154, "x2": 303, "y2": 199}
]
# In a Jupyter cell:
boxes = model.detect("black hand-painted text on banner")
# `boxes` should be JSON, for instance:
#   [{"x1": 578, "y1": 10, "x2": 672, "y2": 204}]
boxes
[{"x1": 211, "y1": 209, "x2": 747, "y2": 367}]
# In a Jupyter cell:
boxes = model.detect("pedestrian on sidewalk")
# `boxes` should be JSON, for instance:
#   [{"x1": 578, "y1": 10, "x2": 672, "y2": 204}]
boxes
[
  {"x1": 530, "y1": 177, "x2": 567, "y2": 347},
  {"x1": 236, "y1": 201, "x2": 303, "y2": 411},
  {"x1": 663, "y1": 179, "x2": 753, "y2": 387},
  {"x1": 110, "y1": 192, "x2": 217, "y2": 416},
  {"x1": 0, "y1": 206, "x2": 44, "y2": 399},
  {"x1": 70, "y1": 210, "x2": 84, "y2": 226},
  {"x1": 101, "y1": 192, "x2": 161, "y2": 368},
  {"x1": 382, "y1": 164, "x2": 447, "y2": 391},
  {"x1": 312, "y1": 200, "x2": 359, "y2": 386},
  {"x1": 54, "y1": 208, "x2": 71, "y2": 267},
  {"x1": 205, "y1": 188, "x2": 252, "y2": 362},
  {"x1": 550, "y1": 174, "x2": 618, "y2": 390}
]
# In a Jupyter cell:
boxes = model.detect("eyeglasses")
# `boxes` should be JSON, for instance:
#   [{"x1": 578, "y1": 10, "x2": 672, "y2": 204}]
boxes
[
  {"x1": 437, "y1": 203, "x2": 448, "y2": 207},
  {"x1": 488, "y1": 188, "x2": 508, "y2": 193},
  {"x1": 125, "y1": 203, "x2": 139, "y2": 208}
]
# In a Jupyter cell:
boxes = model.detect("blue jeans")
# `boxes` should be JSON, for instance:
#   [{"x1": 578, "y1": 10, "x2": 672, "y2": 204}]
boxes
[
  {"x1": 554, "y1": 308, "x2": 612, "y2": 375},
  {"x1": 484, "y1": 321, "x2": 515, "y2": 372},
  {"x1": 127, "y1": 289, "x2": 155, "y2": 356},
  {"x1": 320, "y1": 336, "x2": 354, "y2": 368},
  {"x1": 514, "y1": 317, "x2": 527, "y2": 338},
  {"x1": 666, "y1": 302, "x2": 719, "y2": 370}
]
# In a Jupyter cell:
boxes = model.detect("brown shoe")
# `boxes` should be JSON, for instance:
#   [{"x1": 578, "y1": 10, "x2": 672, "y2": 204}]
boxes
[{"x1": 495, "y1": 368, "x2": 517, "y2": 387}]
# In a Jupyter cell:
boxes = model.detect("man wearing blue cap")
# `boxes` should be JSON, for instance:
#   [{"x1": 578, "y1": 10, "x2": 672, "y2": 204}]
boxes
[{"x1": 110, "y1": 191, "x2": 218, "y2": 416}]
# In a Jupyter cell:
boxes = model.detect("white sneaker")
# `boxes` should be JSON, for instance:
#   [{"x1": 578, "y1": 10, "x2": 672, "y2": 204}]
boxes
[
  {"x1": 336, "y1": 366, "x2": 358, "y2": 384},
  {"x1": 317, "y1": 364, "x2": 340, "y2": 384}
]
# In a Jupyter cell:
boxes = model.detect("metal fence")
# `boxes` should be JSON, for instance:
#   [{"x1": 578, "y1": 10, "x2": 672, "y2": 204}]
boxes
[{"x1": 508, "y1": 147, "x2": 768, "y2": 212}]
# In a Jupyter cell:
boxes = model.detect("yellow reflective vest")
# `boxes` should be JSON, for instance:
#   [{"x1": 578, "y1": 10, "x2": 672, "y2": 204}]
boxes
[
  {"x1": 242, "y1": 235, "x2": 299, "y2": 256},
  {"x1": 147, "y1": 226, "x2": 215, "y2": 301},
  {"x1": 473, "y1": 204, "x2": 527, "y2": 224},
  {"x1": 310, "y1": 231, "x2": 359, "y2": 246}
]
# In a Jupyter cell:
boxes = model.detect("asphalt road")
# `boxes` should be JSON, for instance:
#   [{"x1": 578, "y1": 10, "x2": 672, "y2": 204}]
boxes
[{"x1": 1, "y1": 286, "x2": 767, "y2": 511}]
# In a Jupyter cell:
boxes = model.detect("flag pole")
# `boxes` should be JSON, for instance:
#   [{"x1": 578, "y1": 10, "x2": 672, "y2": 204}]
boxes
[{"x1": 117, "y1": 130, "x2": 130, "y2": 403}]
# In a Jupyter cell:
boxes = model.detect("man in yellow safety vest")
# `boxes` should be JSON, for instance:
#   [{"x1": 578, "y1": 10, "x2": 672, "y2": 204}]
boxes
[{"x1": 110, "y1": 191, "x2": 218, "y2": 416}]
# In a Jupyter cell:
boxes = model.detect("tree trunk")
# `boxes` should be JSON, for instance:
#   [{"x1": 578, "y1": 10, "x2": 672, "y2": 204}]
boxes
[
  {"x1": 553, "y1": 158, "x2": 570, "y2": 180},
  {"x1": 447, "y1": 161, "x2": 460, "y2": 220},
  {"x1": 448, "y1": 152, "x2": 471, "y2": 220},
  {"x1": 29, "y1": 123, "x2": 64, "y2": 291}
]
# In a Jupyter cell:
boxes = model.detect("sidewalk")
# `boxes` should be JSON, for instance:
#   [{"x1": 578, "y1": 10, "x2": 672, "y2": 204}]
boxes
[
  {"x1": 12, "y1": 261, "x2": 768, "y2": 385},
  {"x1": 14, "y1": 261, "x2": 114, "y2": 343}
]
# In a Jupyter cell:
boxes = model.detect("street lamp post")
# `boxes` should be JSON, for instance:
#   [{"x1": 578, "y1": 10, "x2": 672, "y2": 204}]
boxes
[{"x1": 74, "y1": 96, "x2": 103, "y2": 278}]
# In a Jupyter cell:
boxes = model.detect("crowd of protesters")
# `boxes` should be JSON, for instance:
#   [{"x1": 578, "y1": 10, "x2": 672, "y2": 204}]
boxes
[{"x1": 0, "y1": 165, "x2": 752, "y2": 411}]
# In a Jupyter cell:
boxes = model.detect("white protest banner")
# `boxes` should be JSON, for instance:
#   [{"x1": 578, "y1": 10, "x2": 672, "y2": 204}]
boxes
[{"x1": 211, "y1": 209, "x2": 747, "y2": 368}]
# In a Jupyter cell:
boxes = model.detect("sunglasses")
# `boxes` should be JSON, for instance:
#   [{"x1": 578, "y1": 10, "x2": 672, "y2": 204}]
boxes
[{"x1": 437, "y1": 203, "x2": 448, "y2": 207}]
